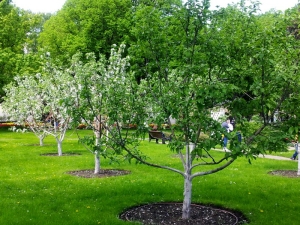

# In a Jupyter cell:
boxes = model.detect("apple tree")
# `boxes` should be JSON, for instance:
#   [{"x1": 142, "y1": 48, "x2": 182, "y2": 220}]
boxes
[{"x1": 3, "y1": 59, "x2": 76, "y2": 155}]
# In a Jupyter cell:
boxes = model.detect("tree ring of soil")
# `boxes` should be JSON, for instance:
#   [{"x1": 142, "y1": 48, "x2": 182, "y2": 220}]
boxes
[
  {"x1": 119, "y1": 202, "x2": 248, "y2": 225},
  {"x1": 40, "y1": 153, "x2": 81, "y2": 156},
  {"x1": 67, "y1": 169, "x2": 131, "y2": 178},
  {"x1": 268, "y1": 170, "x2": 300, "y2": 178}
]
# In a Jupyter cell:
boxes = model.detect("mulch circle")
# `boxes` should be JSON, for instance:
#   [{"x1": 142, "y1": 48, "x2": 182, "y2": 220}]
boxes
[
  {"x1": 40, "y1": 153, "x2": 81, "y2": 156},
  {"x1": 119, "y1": 202, "x2": 248, "y2": 225},
  {"x1": 268, "y1": 170, "x2": 300, "y2": 178},
  {"x1": 67, "y1": 169, "x2": 131, "y2": 178}
]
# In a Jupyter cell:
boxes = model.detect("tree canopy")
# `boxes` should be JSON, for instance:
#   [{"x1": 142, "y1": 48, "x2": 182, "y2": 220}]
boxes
[
  {"x1": 38, "y1": 0, "x2": 133, "y2": 64},
  {"x1": 0, "y1": 0, "x2": 51, "y2": 101}
]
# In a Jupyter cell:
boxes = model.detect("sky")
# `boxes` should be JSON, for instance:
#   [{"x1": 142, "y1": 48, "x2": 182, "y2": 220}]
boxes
[{"x1": 12, "y1": 0, "x2": 299, "y2": 14}]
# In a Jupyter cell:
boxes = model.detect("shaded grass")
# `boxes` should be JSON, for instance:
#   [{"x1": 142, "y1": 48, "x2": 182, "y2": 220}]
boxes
[{"x1": 0, "y1": 128, "x2": 300, "y2": 224}]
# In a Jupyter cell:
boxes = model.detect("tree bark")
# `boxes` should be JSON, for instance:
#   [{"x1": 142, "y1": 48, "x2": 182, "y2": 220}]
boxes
[
  {"x1": 297, "y1": 144, "x2": 300, "y2": 175},
  {"x1": 95, "y1": 131, "x2": 100, "y2": 146},
  {"x1": 182, "y1": 143, "x2": 194, "y2": 219},
  {"x1": 57, "y1": 140, "x2": 62, "y2": 156},
  {"x1": 182, "y1": 174, "x2": 192, "y2": 219},
  {"x1": 39, "y1": 136, "x2": 44, "y2": 146},
  {"x1": 94, "y1": 150, "x2": 100, "y2": 174}
]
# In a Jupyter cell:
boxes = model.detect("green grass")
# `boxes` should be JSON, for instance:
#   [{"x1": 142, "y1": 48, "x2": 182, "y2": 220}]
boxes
[
  {"x1": 1, "y1": 128, "x2": 300, "y2": 224},
  {"x1": 263, "y1": 144, "x2": 295, "y2": 158}
]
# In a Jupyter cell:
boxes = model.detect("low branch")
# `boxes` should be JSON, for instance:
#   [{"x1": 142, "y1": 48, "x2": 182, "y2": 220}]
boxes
[
  {"x1": 122, "y1": 145, "x2": 185, "y2": 177},
  {"x1": 191, "y1": 153, "x2": 232, "y2": 170},
  {"x1": 191, "y1": 158, "x2": 235, "y2": 179}
]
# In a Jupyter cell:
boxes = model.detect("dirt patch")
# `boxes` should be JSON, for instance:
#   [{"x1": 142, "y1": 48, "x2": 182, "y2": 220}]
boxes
[
  {"x1": 40, "y1": 153, "x2": 81, "y2": 156},
  {"x1": 67, "y1": 169, "x2": 131, "y2": 178},
  {"x1": 24, "y1": 144, "x2": 55, "y2": 146},
  {"x1": 268, "y1": 170, "x2": 300, "y2": 178},
  {"x1": 119, "y1": 202, "x2": 248, "y2": 225}
]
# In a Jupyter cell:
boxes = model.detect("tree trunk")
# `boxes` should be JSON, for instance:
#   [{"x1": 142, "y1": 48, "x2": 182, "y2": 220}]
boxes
[
  {"x1": 94, "y1": 150, "x2": 100, "y2": 174},
  {"x1": 297, "y1": 144, "x2": 300, "y2": 175},
  {"x1": 182, "y1": 143, "x2": 194, "y2": 219},
  {"x1": 95, "y1": 131, "x2": 100, "y2": 146},
  {"x1": 182, "y1": 174, "x2": 192, "y2": 219},
  {"x1": 94, "y1": 127, "x2": 101, "y2": 173},
  {"x1": 39, "y1": 136, "x2": 44, "y2": 146},
  {"x1": 57, "y1": 140, "x2": 62, "y2": 156}
]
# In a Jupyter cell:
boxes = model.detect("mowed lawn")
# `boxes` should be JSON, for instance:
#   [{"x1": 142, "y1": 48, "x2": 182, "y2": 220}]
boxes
[{"x1": 0, "y1": 128, "x2": 299, "y2": 225}]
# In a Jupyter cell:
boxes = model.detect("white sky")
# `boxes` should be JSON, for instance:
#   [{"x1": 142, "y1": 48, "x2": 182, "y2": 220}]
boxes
[
  {"x1": 12, "y1": 0, "x2": 299, "y2": 14},
  {"x1": 210, "y1": 0, "x2": 299, "y2": 13},
  {"x1": 12, "y1": 0, "x2": 66, "y2": 13}
]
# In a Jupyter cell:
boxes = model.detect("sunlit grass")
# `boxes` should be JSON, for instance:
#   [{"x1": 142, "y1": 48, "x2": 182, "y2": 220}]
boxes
[{"x1": 0, "y1": 128, "x2": 300, "y2": 224}]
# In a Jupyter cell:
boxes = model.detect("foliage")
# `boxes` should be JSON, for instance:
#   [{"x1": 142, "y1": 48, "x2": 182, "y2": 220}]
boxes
[
  {"x1": 38, "y1": 0, "x2": 132, "y2": 64},
  {"x1": 0, "y1": 1, "x2": 48, "y2": 100},
  {"x1": 64, "y1": 44, "x2": 149, "y2": 172},
  {"x1": 2, "y1": 59, "x2": 75, "y2": 152},
  {"x1": 123, "y1": 0, "x2": 300, "y2": 219},
  {"x1": 2, "y1": 74, "x2": 50, "y2": 146}
]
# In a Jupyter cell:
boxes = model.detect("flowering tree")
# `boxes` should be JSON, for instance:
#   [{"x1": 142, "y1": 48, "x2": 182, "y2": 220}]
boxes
[
  {"x1": 3, "y1": 64, "x2": 75, "y2": 155},
  {"x1": 3, "y1": 75, "x2": 48, "y2": 146},
  {"x1": 39, "y1": 66, "x2": 74, "y2": 156},
  {"x1": 66, "y1": 44, "x2": 148, "y2": 174}
]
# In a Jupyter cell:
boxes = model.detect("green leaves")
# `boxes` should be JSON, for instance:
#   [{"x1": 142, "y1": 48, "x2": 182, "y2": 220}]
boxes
[{"x1": 39, "y1": 0, "x2": 132, "y2": 64}]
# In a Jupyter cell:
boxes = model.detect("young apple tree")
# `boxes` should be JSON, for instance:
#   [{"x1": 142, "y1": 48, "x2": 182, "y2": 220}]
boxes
[
  {"x1": 39, "y1": 65, "x2": 75, "y2": 156},
  {"x1": 65, "y1": 44, "x2": 148, "y2": 173},
  {"x1": 3, "y1": 75, "x2": 48, "y2": 146},
  {"x1": 3, "y1": 63, "x2": 75, "y2": 155},
  {"x1": 120, "y1": 0, "x2": 300, "y2": 220}
]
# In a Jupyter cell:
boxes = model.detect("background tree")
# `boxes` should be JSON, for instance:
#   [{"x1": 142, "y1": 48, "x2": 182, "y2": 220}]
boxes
[
  {"x1": 0, "y1": 0, "x2": 25, "y2": 99},
  {"x1": 0, "y1": 0, "x2": 50, "y2": 100},
  {"x1": 38, "y1": 0, "x2": 132, "y2": 65}
]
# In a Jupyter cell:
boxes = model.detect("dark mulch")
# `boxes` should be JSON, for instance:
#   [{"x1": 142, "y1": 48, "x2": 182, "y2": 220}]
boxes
[
  {"x1": 67, "y1": 169, "x2": 131, "y2": 178},
  {"x1": 24, "y1": 144, "x2": 55, "y2": 146},
  {"x1": 40, "y1": 153, "x2": 81, "y2": 156},
  {"x1": 119, "y1": 203, "x2": 248, "y2": 225},
  {"x1": 268, "y1": 170, "x2": 300, "y2": 178}
]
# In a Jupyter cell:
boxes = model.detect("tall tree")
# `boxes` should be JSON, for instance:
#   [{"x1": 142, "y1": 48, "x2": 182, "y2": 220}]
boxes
[
  {"x1": 38, "y1": 0, "x2": 132, "y2": 64},
  {"x1": 0, "y1": 0, "x2": 49, "y2": 100},
  {"x1": 0, "y1": 0, "x2": 24, "y2": 99}
]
